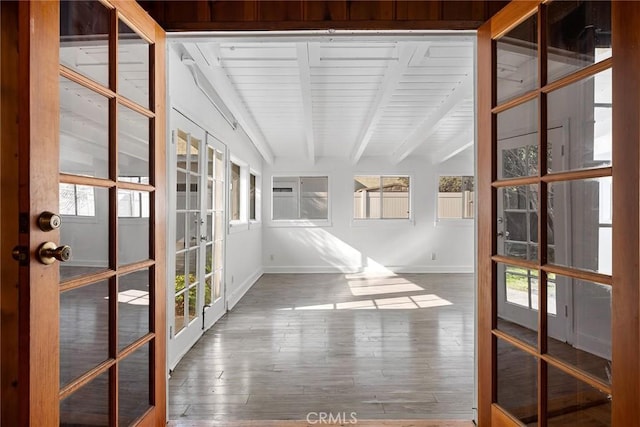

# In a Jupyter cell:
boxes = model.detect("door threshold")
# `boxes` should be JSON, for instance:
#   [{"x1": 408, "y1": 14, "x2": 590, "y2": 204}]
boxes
[{"x1": 168, "y1": 420, "x2": 475, "y2": 427}]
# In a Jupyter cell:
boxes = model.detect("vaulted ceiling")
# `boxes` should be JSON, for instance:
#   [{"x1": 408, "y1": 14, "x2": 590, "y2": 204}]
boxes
[{"x1": 175, "y1": 34, "x2": 475, "y2": 165}]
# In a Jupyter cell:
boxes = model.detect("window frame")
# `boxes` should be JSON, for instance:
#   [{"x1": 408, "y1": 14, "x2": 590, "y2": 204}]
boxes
[
  {"x1": 229, "y1": 156, "x2": 249, "y2": 231},
  {"x1": 352, "y1": 174, "x2": 413, "y2": 224},
  {"x1": 248, "y1": 170, "x2": 261, "y2": 226},
  {"x1": 435, "y1": 174, "x2": 476, "y2": 223},
  {"x1": 269, "y1": 173, "x2": 331, "y2": 227}
]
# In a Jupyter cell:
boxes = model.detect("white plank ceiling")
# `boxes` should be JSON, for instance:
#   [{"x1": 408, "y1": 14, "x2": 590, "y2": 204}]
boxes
[{"x1": 177, "y1": 36, "x2": 475, "y2": 164}]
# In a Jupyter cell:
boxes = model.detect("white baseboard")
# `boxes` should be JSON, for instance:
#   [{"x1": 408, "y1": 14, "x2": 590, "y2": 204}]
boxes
[
  {"x1": 227, "y1": 268, "x2": 264, "y2": 310},
  {"x1": 575, "y1": 332, "x2": 612, "y2": 360},
  {"x1": 262, "y1": 265, "x2": 474, "y2": 274}
]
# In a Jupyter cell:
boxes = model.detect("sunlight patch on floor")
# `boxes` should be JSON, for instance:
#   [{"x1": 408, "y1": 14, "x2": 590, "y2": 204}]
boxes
[{"x1": 277, "y1": 293, "x2": 452, "y2": 311}]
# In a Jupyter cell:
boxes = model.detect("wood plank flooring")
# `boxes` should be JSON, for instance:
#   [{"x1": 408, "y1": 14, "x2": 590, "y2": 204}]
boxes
[{"x1": 168, "y1": 273, "x2": 475, "y2": 423}]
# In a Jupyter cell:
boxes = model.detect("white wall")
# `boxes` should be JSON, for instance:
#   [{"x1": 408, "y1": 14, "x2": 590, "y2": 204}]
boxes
[
  {"x1": 262, "y1": 153, "x2": 475, "y2": 274},
  {"x1": 168, "y1": 45, "x2": 264, "y2": 309}
]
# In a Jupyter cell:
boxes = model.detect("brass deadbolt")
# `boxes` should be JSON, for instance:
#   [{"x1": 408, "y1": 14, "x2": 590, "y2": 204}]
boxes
[{"x1": 38, "y1": 211, "x2": 62, "y2": 231}]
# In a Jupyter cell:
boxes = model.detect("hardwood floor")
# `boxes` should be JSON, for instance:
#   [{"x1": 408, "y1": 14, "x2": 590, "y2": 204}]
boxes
[{"x1": 168, "y1": 273, "x2": 475, "y2": 423}]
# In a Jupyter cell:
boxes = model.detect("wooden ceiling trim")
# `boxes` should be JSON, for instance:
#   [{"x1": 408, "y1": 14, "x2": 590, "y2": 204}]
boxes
[{"x1": 138, "y1": 1, "x2": 510, "y2": 32}]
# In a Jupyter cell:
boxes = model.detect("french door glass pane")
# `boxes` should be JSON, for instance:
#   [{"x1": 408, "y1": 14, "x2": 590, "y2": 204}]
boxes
[
  {"x1": 59, "y1": 185, "x2": 110, "y2": 281},
  {"x1": 547, "y1": 69, "x2": 612, "y2": 173},
  {"x1": 496, "y1": 14, "x2": 538, "y2": 104},
  {"x1": 118, "y1": 343, "x2": 151, "y2": 426},
  {"x1": 548, "y1": 178, "x2": 612, "y2": 274},
  {"x1": 118, "y1": 269, "x2": 150, "y2": 350},
  {"x1": 118, "y1": 19, "x2": 150, "y2": 109},
  {"x1": 547, "y1": 1, "x2": 611, "y2": 84},
  {"x1": 496, "y1": 339, "x2": 538, "y2": 426},
  {"x1": 118, "y1": 104, "x2": 149, "y2": 180},
  {"x1": 60, "y1": 77, "x2": 109, "y2": 178},
  {"x1": 60, "y1": 370, "x2": 109, "y2": 427},
  {"x1": 60, "y1": 280, "x2": 109, "y2": 387},
  {"x1": 498, "y1": 99, "x2": 539, "y2": 180},
  {"x1": 205, "y1": 275, "x2": 213, "y2": 306},
  {"x1": 498, "y1": 185, "x2": 539, "y2": 262},
  {"x1": 547, "y1": 276, "x2": 611, "y2": 385},
  {"x1": 118, "y1": 190, "x2": 150, "y2": 266},
  {"x1": 60, "y1": 0, "x2": 110, "y2": 87},
  {"x1": 547, "y1": 364, "x2": 611, "y2": 426}
]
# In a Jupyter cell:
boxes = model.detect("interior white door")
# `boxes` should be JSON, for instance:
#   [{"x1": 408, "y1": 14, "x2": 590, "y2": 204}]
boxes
[
  {"x1": 202, "y1": 133, "x2": 227, "y2": 330},
  {"x1": 496, "y1": 125, "x2": 570, "y2": 343},
  {"x1": 169, "y1": 110, "x2": 228, "y2": 368}
]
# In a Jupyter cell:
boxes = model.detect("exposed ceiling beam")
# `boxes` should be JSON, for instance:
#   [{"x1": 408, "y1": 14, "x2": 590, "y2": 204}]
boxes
[
  {"x1": 181, "y1": 42, "x2": 275, "y2": 164},
  {"x1": 349, "y1": 42, "x2": 423, "y2": 164},
  {"x1": 431, "y1": 128, "x2": 474, "y2": 164},
  {"x1": 391, "y1": 75, "x2": 472, "y2": 164},
  {"x1": 297, "y1": 43, "x2": 315, "y2": 164}
]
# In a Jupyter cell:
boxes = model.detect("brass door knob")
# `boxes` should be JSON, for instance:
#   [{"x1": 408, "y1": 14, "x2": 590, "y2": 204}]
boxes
[{"x1": 38, "y1": 242, "x2": 72, "y2": 265}]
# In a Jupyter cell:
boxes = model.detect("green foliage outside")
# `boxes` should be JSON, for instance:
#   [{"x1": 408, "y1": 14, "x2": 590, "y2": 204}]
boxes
[
  {"x1": 175, "y1": 259, "x2": 213, "y2": 317},
  {"x1": 439, "y1": 176, "x2": 474, "y2": 192}
]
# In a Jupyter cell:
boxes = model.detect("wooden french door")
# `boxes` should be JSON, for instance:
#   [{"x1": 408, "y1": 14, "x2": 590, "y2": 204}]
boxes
[
  {"x1": 478, "y1": 1, "x2": 640, "y2": 426},
  {"x1": 5, "y1": 1, "x2": 166, "y2": 425}
]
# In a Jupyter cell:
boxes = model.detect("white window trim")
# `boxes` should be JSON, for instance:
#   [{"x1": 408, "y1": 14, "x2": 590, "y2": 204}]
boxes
[
  {"x1": 435, "y1": 173, "x2": 476, "y2": 226},
  {"x1": 229, "y1": 155, "x2": 249, "y2": 233},
  {"x1": 351, "y1": 173, "x2": 414, "y2": 225},
  {"x1": 268, "y1": 173, "x2": 332, "y2": 227},
  {"x1": 248, "y1": 169, "x2": 261, "y2": 228}
]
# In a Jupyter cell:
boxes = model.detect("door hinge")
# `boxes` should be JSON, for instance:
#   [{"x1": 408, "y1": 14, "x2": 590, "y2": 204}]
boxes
[
  {"x1": 169, "y1": 326, "x2": 173, "y2": 339},
  {"x1": 565, "y1": 305, "x2": 568, "y2": 317},
  {"x1": 19, "y1": 213, "x2": 29, "y2": 234}
]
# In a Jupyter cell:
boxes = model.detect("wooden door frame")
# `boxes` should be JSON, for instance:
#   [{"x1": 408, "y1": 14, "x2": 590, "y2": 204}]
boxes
[
  {"x1": 1, "y1": 1, "x2": 167, "y2": 425},
  {"x1": 478, "y1": 1, "x2": 640, "y2": 425}
]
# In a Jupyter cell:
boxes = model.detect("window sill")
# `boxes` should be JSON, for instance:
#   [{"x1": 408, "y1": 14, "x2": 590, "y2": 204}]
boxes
[
  {"x1": 435, "y1": 219, "x2": 475, "y2": 227},
  {"x1": 351, "y1": 218, "x2": 414, "y2": 227},
  {"x1": 229, "y1": 221, "x2": 249, "y2": 234},
  {"x1": 268, "y1": 219, "x2": 332, "y2": 228}
]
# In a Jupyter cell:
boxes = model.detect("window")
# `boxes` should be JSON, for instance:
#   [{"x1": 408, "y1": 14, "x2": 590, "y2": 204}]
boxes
[
  {"x1": 59, "y1": 183, "x2": 96, "y2": 216},
  {"x1": 231, "y1": 162, "x2": 240, "y2": 221},
  {"x1": 118, "y1": 177, "x2": 150, "y2": 218},
  {"x1": 272, "y1": 176, "x2": 328, "y2": 220},
  {"x1": 437, "y1": 176, "x2": 474, "y2": 219},
  {"x1": 353, "y1": 175, "x2": 410, "y2": 219},
  {"x1": 249, "y1": 173, "x2": 257, "y2": 221}
]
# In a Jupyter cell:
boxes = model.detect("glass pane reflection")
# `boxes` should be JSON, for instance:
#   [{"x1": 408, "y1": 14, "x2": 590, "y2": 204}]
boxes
[
  {"x1": 497, "y1": 338, "x2": 538, "y2": 425},
  {"x1": 118, "y1": 343, "x2": 151, "y2": 426},
  {"x1": 60, "y1": 0, "x2": 110, "y2": 87},
  {"x1": 498, "y1": 186, "x2": 539, "y2": 262},
  {"x1": 548, "y1": 275, "x2": 611, "y2": 385},
  {"x1": 547, "y1": 1, "x2": 611, "y2": 83},
  {"x1": 118, "y1": 20, "x2": 150, "y2": 109},
  {"x1": 60, "y1": 370, "x2": 109, "y2": 427},
  {"x1": 498, "y1": 99, "x2": 539, "y2": 180},
  {"x1": 496, "y1": 14, "x2": 538, "y2": 104},
  {"x1": 59, "y1": 185, "x2": 109, "y2": 282},
  {"x1": 547, "y1": 364, "x2": 611, "y2": 427},
  {"x1": 548, "y1": 178, "x2": 612, "y2": 274},
  {"x1": 547, "y1": 69, "x2": 611, "y2": 173},
  {"x1": 60, "y1": 77, "x2": 109, "y2": 179},
  {"x1": 118, "y1": 104, "x2": 149, "y2": 180},
  {"x1": 60, "y1": 281, "x2": 109, "y2": 387},
  {"x1": 118, "y1": 269, "x2": 150, "y2": 351}
]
